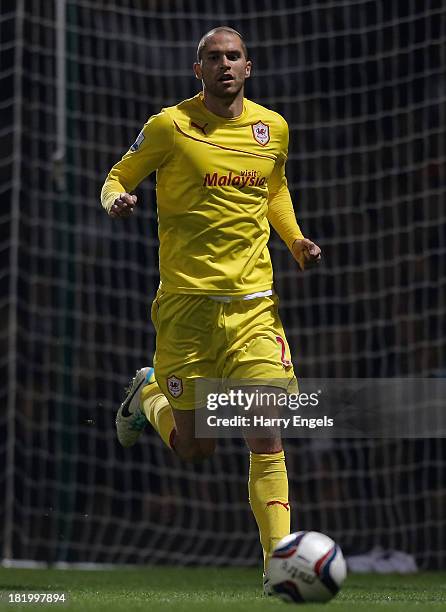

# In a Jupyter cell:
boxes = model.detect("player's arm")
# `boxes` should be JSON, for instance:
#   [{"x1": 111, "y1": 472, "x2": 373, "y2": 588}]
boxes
[
  {"x1": 101, "y1": 110, "x2": 174, "y2": 218},
  {"x1": 267, "y1": 122, "x2": 321, "y2": 270}
]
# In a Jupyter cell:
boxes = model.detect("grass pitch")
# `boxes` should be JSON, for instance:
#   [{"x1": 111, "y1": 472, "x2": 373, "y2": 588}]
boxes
[{"x1": 0, "y1": 567, "x2": 444, "y2": 611}]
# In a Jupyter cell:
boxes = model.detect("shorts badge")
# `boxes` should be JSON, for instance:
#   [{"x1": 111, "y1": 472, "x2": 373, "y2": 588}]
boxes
[
  {"x1": 167, "y1": 375, "x2": 183, "y2": 398},
  {"x1": 252, "y1": 121, "x2": 270, "y2": 146}
]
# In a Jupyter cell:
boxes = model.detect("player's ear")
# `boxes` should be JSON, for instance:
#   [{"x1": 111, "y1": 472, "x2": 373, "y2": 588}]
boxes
[
  {"x1": 193, "y1": 62, "x2": 202, "y2": 80},
  {"x1": 245, "y1": 60, "x2": 252, "y2": 79}
]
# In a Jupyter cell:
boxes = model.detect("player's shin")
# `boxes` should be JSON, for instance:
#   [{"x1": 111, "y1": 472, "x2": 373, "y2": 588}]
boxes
[
  {"x1": 141, "y1": 382, "x2": 176, "y2": 449},
  {"x1": 248, "y1": 450, "x2": 290, "y2": 569}
]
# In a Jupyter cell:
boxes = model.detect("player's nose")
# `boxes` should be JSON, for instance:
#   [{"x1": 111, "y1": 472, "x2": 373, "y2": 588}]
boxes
[{"x1": 221, "y1": 55, "x2": 231, "y2": 68}]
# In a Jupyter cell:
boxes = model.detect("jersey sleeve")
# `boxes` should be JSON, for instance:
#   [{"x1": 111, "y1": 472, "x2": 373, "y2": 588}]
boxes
[
  {"x1": 101, "y1": 110, "x2": 175, "y2": 212},
  {"x1": 267, "y1": 119, "x2": 304, "y2": 249}
]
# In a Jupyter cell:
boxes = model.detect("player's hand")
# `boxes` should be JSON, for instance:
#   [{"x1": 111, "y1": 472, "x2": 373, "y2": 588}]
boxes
[
  {"x1": 108, "y1": 193, "x2": 137, "y2": 218},
  {"x1": 291, "y1": 238, "x2": 322, "y2": 270}
]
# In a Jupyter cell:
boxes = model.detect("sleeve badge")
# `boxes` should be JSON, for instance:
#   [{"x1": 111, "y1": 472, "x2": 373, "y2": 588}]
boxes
[{"x1": 130, "y1": 130, "x2": 145, "y2": 152}]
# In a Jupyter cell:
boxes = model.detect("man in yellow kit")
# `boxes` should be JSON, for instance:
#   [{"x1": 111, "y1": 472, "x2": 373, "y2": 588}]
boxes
[{"x1": 101, "y1": 27, "x2": 321, "y2": 589}]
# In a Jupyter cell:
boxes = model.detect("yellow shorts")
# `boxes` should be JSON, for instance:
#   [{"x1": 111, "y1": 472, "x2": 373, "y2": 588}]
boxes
[{"x1": 151, "y1": 290, "x2": 296, "y2": 410}]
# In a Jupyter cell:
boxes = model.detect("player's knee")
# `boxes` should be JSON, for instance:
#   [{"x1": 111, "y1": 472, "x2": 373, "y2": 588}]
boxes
[
  {"x1": 246, "y1": 437, "x2": 283, "y2": 454},
  {"x1": 174, "y1": 438, "x2": 215, "y2": 462}
]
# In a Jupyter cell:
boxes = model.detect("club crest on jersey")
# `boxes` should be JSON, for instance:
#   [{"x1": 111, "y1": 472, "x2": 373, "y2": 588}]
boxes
[
  {"x1": 251, "y1": 121, "x2": 270, "y2": 146},
  {"x1": 167, "y1": 375, "x2": 183, "y2": 398},
  {"x1": 130, "y1": 130, "x2": 145, "y2": 151}
]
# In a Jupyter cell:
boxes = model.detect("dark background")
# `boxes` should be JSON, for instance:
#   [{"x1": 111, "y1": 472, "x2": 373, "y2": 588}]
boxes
[{"x1": 1, "y1": 0, "x2": 445, "y2": 568}]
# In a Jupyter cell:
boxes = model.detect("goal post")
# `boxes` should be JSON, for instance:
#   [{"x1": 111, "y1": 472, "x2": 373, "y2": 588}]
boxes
[{"x1": 1, "y1": 0, "x2": 445, "y2": 569}]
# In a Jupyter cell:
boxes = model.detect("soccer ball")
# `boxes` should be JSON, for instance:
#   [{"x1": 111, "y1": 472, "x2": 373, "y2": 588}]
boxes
[{"x1": 266, "y1": 531, "x2": 347, "y2": 603}]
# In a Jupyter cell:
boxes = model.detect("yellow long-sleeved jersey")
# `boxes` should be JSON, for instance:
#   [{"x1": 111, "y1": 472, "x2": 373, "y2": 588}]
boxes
[{"x1": 101, "y1": 93, "x2": 304, "y2": 295}]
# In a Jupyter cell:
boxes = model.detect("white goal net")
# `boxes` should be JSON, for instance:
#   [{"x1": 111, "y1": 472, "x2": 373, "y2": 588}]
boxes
[{"x1": 2, "y1": 0, "x2": 445, "y2": 569}]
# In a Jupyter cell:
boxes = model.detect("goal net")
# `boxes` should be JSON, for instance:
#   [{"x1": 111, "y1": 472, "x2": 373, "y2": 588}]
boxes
[{"x1": 2, "y1": 0, "x2": 445, "y2": 569}]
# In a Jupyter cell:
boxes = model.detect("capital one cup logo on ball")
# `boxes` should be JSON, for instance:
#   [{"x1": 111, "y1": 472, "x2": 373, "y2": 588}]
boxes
[{"x1": 266, "y1": 531, "x2": 347, "y2": 604}]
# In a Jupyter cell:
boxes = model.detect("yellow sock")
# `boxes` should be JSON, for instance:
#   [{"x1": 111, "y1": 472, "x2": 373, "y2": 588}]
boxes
[
  {"x1": 248, "y1": 450, "x2": 291, "y2": 570},
  {"x1": 141, "y1": 380, "x2": 175, "y2": 449}
]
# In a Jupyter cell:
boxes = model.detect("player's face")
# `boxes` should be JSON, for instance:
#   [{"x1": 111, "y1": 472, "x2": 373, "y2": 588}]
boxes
[{"x1": 194, "y1": 32, "x2": 251, "y2": 99}]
